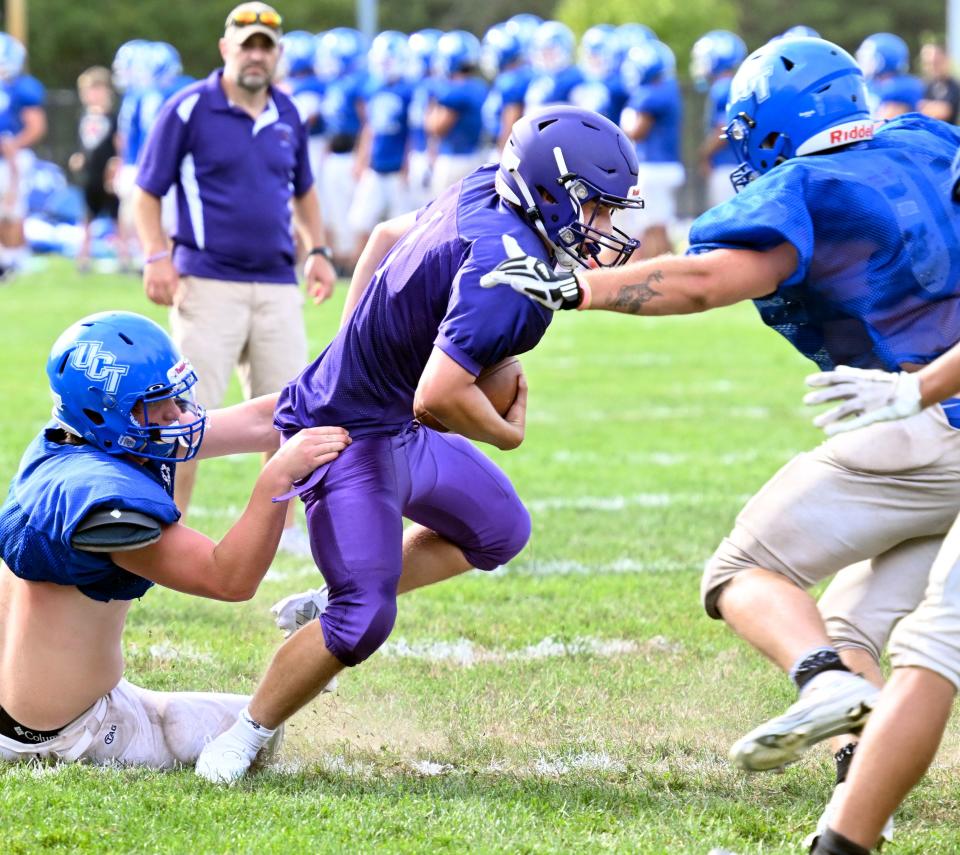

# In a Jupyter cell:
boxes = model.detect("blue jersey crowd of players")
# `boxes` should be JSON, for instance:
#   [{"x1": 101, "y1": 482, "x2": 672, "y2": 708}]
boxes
[{"x1": 0, "y1": 18, "x2": 952, "y2": 273}]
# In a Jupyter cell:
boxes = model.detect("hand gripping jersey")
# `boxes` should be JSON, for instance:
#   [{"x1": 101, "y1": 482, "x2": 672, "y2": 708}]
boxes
[
  {"x1": 0, "y1": 427, "x2": 180, "y2": 601},
  {"x1": 276, "y1": 164, "x2": 553, "y2": 438},
  {"x1": 689, "y1": 115, "x2": 960, "y2": 393}
]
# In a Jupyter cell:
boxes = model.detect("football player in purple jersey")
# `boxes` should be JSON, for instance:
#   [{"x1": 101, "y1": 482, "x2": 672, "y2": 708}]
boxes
[{"x1": 195, "y1": 106, "x2": 643, "y2": 783}]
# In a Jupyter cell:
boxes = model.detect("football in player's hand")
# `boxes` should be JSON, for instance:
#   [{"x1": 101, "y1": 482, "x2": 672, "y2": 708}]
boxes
[{"x1": 416, "y1": 357, "x2": 523, "y2": 432}]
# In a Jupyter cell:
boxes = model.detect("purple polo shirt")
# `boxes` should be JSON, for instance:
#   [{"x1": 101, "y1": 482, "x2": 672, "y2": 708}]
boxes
[
  {"x1": 276, "y1": 164, "x2": 553, "y2": 438},
  {"x1": 136, "y1": 70, "x2": 312, "y2": 284}
]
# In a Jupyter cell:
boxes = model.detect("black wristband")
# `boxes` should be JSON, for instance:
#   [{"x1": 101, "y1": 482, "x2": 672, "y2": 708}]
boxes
[{"x1": 307, "y1": 246, "x2": 333, "y2": 261}]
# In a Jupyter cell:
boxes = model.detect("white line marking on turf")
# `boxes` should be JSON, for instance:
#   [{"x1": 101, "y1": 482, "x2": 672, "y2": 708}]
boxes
[
  {"x1": 494, "y1": 557, "x2": 691, "y2": 577},
  {"x1": 534, "y1": 752, "x2": 627, "y2": 776},
  {"x1": 377, "y1": 635, "x2": 680, "y2": 667}
]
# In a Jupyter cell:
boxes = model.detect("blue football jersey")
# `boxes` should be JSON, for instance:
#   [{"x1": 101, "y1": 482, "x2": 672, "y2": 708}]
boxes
[
  {"x1": 869, "y1": 74, "x2": 926, "y2": 114},
  {"x1": 524, "y1": 65, "x2": 584, "y2": 111},
  {"x1": 0, "y1": 427, "x2": 180, "y2": 602},
  {"x1": 0, "y1": 74, "x2": 44, "y2": 137},
  {"x1": 365, "y1": 79, "x2": 412, "y2": 173},
  {"x1": 625, "y1": 78, "x2": 683, "y2": 164},
  {"x1": 689, "y1": 115, "x2": 960, "y2": 385},
  {"x1": 407, "y1": 78, "x2": 435, "y2": 153},
  {"x1": 433, "y1": 77, "x2": 488, "y2": 155},
  {"x1": 290, "y1": 75, "x2": 326, "y2": 137},
  {"x1": 482, "y1": 67, "x2": 532, "y2": 142},
  {"x1": 321, "y1": 71, "x2": 366, "y2": 138}
]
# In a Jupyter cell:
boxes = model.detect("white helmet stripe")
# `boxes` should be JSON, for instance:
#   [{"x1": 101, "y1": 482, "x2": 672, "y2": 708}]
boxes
[{"x1": 795, "y1": 119, "x2": 877, "y2": 156}]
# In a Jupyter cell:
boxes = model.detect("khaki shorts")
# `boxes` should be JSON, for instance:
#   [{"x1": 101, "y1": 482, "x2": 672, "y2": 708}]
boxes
[
  {"x1": 170, "y1": 276, "x2": 308, "y2": 410},
  {"x1": 0, "y1": 680, "x2": 249, "y2": 768},
  {"x1": 889, "y1": 512, "x2": 960, "y2": 689},
  {"x1": 702, "y1": 406, "x2": 960, "y2": 659}
]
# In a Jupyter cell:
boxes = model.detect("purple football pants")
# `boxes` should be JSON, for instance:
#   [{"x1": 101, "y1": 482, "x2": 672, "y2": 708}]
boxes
[{"x1": 302, "y1": 422, "x2": 530, "y2": 666}]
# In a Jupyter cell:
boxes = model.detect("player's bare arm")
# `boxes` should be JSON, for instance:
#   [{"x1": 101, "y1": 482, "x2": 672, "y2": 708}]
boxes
[
  {"x1": 482, "y1": 243, "x2": 797, "y2": 316},
  {"x1": 340, "y1": 210, "x2": 418, "y2": 326},
  {"x1": 114, "y1": 426, "x2": 350, "y2": 601},
  {"x1": 194, "y1": 394, "x2": 281, "y2": 459},
  {"x1": 414, "y1": 348, "x2": 526, "y2": 451}
]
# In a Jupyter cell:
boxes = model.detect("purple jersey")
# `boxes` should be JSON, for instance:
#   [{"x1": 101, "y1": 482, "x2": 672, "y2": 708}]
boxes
[{"x1": 276, "y1": 164, "x2": 553, "y2": 438}]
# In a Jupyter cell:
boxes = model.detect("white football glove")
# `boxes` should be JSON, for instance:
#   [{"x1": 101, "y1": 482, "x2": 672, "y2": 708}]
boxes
[
  {"x1": 803, "y1": 365, "x2": 922, "y2": 436},
  {"x1": 480, "y1": 255, "x2": 583, "y2": 311}
]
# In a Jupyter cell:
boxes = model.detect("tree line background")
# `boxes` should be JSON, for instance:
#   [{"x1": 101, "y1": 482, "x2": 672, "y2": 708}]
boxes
[{"x1": 6, "y1": 0, "x2": 948, "y2": 89}]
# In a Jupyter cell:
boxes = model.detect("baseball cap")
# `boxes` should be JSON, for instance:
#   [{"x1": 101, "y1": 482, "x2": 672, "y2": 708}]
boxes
[{"x1": 224, "y1": 2, "x2": 283, "y2": 46}]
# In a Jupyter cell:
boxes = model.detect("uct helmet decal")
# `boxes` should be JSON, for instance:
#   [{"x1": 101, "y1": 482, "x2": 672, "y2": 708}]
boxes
[{"x1": 71, "y1": 341, "x2": 130, "y2": 395}]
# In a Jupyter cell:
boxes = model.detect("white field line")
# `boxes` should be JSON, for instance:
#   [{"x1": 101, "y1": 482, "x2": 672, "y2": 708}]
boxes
[
  {"x1": 525, "y1": 492, "x2": 751, "y2": 513},
  {"x1": 377, "y1": 634, "x2": 680, "y2": 667},
  {"x1": 493, "y1": 557, "x2": 694, "y2": 577}
]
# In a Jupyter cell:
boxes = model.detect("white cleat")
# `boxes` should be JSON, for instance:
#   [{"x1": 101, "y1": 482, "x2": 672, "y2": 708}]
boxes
[
  {"x1": 270, "y1": 587, "x2": 338, "y2": 693},
  {"x1": 730, "y1": 672, "x2": 879, "y2": 772},
  {"x1": 802, "y1": 781, "x2": 893, "y2": 852}
]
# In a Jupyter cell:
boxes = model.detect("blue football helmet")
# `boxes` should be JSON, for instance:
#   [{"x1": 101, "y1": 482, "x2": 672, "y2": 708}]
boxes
[
  {"x1": 616, "y1": 23, "x2": 658, "y2": 58},
  {"x1": 314, "y1": 27, "x2": 366, "y2": 81},
  {"x1": 408, "y1": 28, "x2": 442, "y2": 81},
  {"x1": 0, "y1": 33, "x2": 26, "y2": 82},
  {"x1": 368, "y1": 30, "x2": 411, "y2": 84},
  {"x1": 496, "y1": 106, "x2": 643, "y2": 269},
  {"x1": 481, "y1": 23, "x2": 523, "y2": 79},
  {"x1": 856, "y1": 33, "x2": 910, "y2": 79},
  {"x1": 47, "y1": 312, "x2": 205, "y2": 462},
  {"x1": 621, "y1": 40, "x2": 676, "y2": 90},
  {"x1": 505, "y1": 13, "x2": 543, "y2": 51},
  {"x1": 433, "y1": 30, "x2": 481, "y2": 77},
  {"x1": 531, "y1": 21, "x2": 575, "y2": 75},
  {"x1": 112, "y1": 39, "x2": 151, "y2": 93},
  {"x1": 724, "y1": 37, "x2": 872, "y2": 191},
  {"x1": 579, "y1": 24, "x2": 619, "y2": 81},
  {"x1": 279, "y1": 30, "x2": 318, "y2": 79},
  {"x1": 146, "y1": 42, "x2": 182, "y2": 90},
  {"x1": 690, "y1": 30, "x2": 747, "y2": 91}
]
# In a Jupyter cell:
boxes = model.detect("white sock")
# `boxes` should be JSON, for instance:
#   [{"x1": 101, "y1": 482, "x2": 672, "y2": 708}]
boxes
[{"x1": 226, "y1": 707, "x2": 276, "y2": 755}]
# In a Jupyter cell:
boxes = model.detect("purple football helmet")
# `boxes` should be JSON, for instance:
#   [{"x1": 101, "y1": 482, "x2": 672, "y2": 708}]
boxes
[{"x1": 496, "y1": 106, "x2": 643, "y2": 269}]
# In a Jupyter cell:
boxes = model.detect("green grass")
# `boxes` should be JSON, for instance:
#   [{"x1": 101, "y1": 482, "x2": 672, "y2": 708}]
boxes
[{"x1": 2, "y1": 259, "x2": 959, "y2": 853}]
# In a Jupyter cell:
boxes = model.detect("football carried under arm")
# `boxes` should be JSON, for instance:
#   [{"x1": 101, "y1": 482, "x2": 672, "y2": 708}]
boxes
[
  {"x1": 481, "y1": 244, "x2": 798, "y2": 316},
  {"x1": 414, "y1": 348, "x2": 527, "y2": 450}
]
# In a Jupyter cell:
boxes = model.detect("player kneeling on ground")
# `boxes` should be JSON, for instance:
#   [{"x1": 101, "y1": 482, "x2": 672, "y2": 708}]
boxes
[
  {"x1": 0, "y1": 312, "x2": 349, "y2": 767},
  {"x1": 195, "y1": 105, "x2": 643, "y2": 784}
]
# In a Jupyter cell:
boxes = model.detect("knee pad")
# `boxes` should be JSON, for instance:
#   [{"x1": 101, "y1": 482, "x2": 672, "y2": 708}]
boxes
[
  {"x1": 468, "y1": 502, "x2": 531, "y2": 571},
  {"x1": 320, "y1": 587, "x2": 398, "y2": 667}
]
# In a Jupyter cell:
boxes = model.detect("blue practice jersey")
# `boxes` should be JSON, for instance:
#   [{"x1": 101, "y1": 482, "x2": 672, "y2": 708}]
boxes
[
  {"x1": 290, "y1": 75, "x2": 326, "y2": 138},
  {"x1": 407, "y1": 78, "x2": 435, "y2": 154},
  {"x1": 706, "y1": 76, "x2": 737, "y2": 167},
  {"x1": 321, "y1": 71, "x2": 366, "y2": 140},
  {"x1": 433, "y1": 77, "x2": 488, "y2": 155},
  {"x1": 626, "y1": 78, "x2": 683, "y2": 164},
  {"x1": 276, "y1": 164, "x2": 553, "y2": 437},
  {"x1": 0, "y1": 427, "x2": 180, "y2": 602},
  {"x1": 482, "y1": 67, "x2": 533, "y2": 143},
  {"x1": 365, "y1": 79, "x2": 412, "y2": 174},
  {"x1": 524, "y1": 65, "x2": 584, "y2": 111},
  {"x1": 0, "y1": 74, "x2": 44, "y2": 137},
  {"x1": 689, "y1": 115, "x2": 960, "y2": 397}
]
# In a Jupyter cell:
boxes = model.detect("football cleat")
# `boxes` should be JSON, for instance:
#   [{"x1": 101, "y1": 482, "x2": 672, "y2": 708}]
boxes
[
  {"x1": 730, "y1": 672, "x2": 879, "y2": 771},
  {"x1": 270, "y1": 587, "x2": 338, "y2": 692}
]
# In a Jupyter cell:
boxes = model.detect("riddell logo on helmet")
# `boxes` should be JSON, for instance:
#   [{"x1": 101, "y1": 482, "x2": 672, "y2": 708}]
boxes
[{"x1": 829, "y1": 124, "x2": 873, "y2": 145}]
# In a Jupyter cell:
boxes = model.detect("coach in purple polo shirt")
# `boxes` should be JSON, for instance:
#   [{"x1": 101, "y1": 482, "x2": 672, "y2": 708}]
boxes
[{"x1": 133, "y1": 2, "x2": 336, "y2": 552}]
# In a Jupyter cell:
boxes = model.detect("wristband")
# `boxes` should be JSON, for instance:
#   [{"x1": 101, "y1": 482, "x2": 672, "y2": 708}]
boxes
[
  {"x1": 307, "y1": 246, "x2": 334, "y2": 262},
  {"x1": 144, "y1": 250, "x2": 170, "y2": 264},
  {"x1": 576, "y1": 274, "x2": 592, "y2": 311}
]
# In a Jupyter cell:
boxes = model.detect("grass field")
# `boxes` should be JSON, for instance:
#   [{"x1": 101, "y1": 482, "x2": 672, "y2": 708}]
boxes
[{"x1": 2, "y1": 260, "x2": 959, "y2": 854}]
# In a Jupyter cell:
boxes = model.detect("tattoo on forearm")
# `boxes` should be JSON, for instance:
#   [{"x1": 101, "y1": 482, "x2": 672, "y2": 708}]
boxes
[{"x1": 610, "y1": 270, "x2": 664, "y2": 314}]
